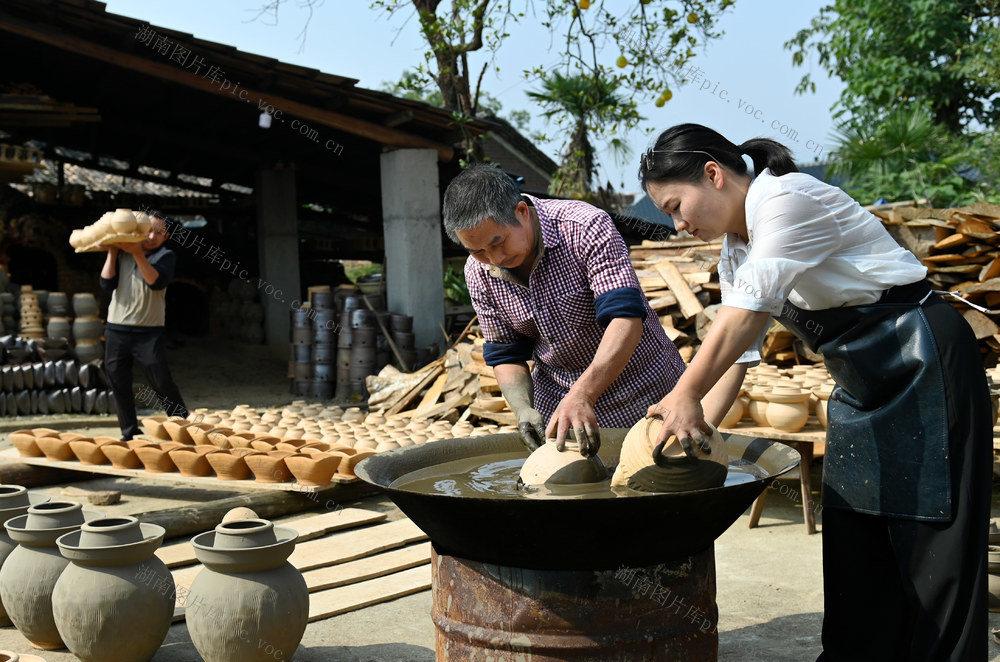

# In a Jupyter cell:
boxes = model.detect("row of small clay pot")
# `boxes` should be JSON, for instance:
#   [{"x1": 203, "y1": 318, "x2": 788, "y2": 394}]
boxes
[
  {"x1": 8, "y1": 429, "x2": 373, "y2": 486},
  {"x1": 721, "y1": 364, "x2": 836, "y2": 432}
]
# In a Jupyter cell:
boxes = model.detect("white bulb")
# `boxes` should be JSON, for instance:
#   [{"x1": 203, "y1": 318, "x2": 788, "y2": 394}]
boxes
[{"x1": 258, "y1": 112, "x2": 272, "y2": 129}]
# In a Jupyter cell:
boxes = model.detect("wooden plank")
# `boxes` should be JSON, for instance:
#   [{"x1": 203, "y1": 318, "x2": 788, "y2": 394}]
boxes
[
  {"x1": 289, "y1": 518, "x2": 429, "y2": 572},
  {"x1": 962, "y1": 308, "x2": 1000, "y2": 340},
  {"x1": 718, "y1": 420, "x2": 827, "y2": 443},
  {"x1": 385, "y1": 361, "x2": 445, "y2": 415},
  {"x1": 302, "y1": 543, "x2": 431, "y2": 592},
  {"x1": 413, "y1": 373, "x2": 449, "y2": 414},
  {"x1": 468, "y1": 406, "x2": 518, "y2": 426},
  {"x1": 932, "y1": 233, "x2": 970, "y2": 251},
  {"x1": 654, "y1": 262, "x2": 704, "y2": 318},
  {"x1": 462, "y1": 361, "x2": 495, "y2": 377},
  {"x1": 156, "y1": 508, "x2": 388, "y2": 568},
  {"x1": 980, "y1": 258, "x2": 1000, "y2": 282},
  {"x1": 307, "y1": 565, "x2": 431, "y2": 622}
]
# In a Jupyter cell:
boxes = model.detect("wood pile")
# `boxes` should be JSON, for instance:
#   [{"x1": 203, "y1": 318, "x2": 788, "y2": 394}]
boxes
[{"x1": 366, "y1": 332, "x2": 519, "y2": 429}]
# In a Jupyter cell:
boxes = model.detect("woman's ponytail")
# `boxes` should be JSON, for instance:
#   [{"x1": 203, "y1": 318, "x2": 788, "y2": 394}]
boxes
[{"x1": 738, "y1": 138, "x2": 797, "y2": 177}]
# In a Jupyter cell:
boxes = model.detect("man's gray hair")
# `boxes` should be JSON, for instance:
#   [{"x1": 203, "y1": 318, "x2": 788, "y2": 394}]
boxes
[{"x1": 442, "y1": 164, "x2": 523, "y2": 244}]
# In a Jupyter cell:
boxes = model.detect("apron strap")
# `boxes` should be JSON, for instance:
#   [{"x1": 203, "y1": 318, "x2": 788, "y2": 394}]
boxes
[{"x1": 931, "y1": 290, "x2": 995, "y2": 314}]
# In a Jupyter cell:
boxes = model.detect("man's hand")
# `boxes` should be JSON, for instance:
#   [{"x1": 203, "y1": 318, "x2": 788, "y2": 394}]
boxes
[
  {"x1": 545, "y1": 392, "x2": 601, "y2": 458},
  {"x1": 516, "y1": 407, "x2": 545, "y2": 452},
  {"x1": 112, "y1": 242, "x2": 143, "y2": 256},
  {"x1": 646, "y1": 393, "x2": 712, "y2": 460}
]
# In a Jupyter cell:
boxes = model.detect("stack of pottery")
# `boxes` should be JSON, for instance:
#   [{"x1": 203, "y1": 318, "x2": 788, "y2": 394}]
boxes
[
  {"x1": 0, "y1": 501, "x2": 102, "y2": 650},
  {"x1": 187, "y1": 518, "x2": 308, "y2": 662},
  {"x1": 308, "y1": 288, "x2": 336, "y2": 400},
  {"x1": 68, "y1": 208, "x2": 149, "y2": 253},
  {"x1": 0, "y1": 361, "x2": 113, "y2": 416},
  {"x1": 720, "y1": 362, "x2": 836, "y2": 433},
  {"x1": 612, "y1": 417, "x2": 729, "y2": 493},
  {"x1": 18, "y1": 286, "x2": 44, "y2": 340},
  {"x1": 390, "y1": 314, "x2": 416, "y2": 371},
  {"x1": 51, "y1": 516, "x2": 172, "y2": 662},
  {"x1": 45, "y1": 292, "x2": 71, "y2": 342},
  {"x1": 71, "y1": 293, "x2": 103, "y2": 363},
  {"x1": 289, "y1": 307, "x2": 313, "y2": 397}
]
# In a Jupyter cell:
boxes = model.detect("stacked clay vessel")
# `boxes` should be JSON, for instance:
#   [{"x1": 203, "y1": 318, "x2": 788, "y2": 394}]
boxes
[{"x1": 0, "y1": 485, "x2": 51, "y2": 626}]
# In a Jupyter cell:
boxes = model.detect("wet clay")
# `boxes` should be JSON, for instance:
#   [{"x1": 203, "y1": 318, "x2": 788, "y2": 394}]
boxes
[{"x1": 389, "y1": 451, "x2": 765, "y2": 500}]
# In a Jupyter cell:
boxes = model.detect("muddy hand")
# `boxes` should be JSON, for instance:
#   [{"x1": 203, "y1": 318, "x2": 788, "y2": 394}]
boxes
[
  {"x1": 647, "y1": 396, "x2": 711, "y2": 460},
  {"x1": 515, "y1": 407, "x2": 545, "y2": 452}
]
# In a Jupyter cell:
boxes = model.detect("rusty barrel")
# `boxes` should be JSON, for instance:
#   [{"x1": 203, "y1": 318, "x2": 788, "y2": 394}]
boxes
[{"x1": 432, "y1": 545, "x2": 718, "y2": 661}]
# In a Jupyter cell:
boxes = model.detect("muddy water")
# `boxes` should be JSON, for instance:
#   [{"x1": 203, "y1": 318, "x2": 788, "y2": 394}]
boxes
[{"x1": 389, "y1": 452, "x2": 768, "y2": 500}]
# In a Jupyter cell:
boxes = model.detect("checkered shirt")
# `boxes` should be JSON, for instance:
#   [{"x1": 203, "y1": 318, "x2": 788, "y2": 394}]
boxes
[{"x1": 466, "y1": 196, "x2": 685, "y2": 427}]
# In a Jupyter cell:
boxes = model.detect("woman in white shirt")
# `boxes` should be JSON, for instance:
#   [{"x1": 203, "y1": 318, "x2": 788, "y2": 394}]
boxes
[{"x1": 639, "y1": 123, "x2": 990, "y2": 662}]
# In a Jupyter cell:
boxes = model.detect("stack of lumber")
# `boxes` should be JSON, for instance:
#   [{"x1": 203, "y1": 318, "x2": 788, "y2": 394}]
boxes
[
  {"x1": 871, "y1": 201, "x2": 1000, "y2": 358},
  {"x1": 366, "y1": 332, "x2": 518, "y2": 429}
]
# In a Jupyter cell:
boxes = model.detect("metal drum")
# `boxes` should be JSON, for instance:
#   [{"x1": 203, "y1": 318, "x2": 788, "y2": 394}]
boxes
[{"x1": 432, "y1": 546, "x2": 717, "y2": 661}]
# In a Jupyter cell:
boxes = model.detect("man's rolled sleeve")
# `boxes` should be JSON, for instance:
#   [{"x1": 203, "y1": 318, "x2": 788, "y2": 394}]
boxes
[{"x1": 594, "y1": 287, "x2": 647, "y2": 326}]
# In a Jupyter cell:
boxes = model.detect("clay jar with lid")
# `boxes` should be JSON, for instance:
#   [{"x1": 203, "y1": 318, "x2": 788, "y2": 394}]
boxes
[
  {"x1": 186, "y1": 519, "x2": 308, "y2": 662},
  {"x1": 0, "y1": 485, "x2": 51, "y2": 626},
  {"x1": 745, "y1": 387, "x2": 771, "y2": 427},
  {"x1": 52, "y1": 516, "x2": 172, "y2": 662},
  {"x1": 0, "y1": 501, "x2": 102, "y2": 649},
  {"x1": 764, "y1": 386, "x2": 811, "y2": 432}
]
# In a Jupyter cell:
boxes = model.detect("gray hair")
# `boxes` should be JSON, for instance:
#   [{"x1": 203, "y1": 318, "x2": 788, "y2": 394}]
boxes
[{"x1": 442, "y1": 164, "x2": 523, "y2": 244}]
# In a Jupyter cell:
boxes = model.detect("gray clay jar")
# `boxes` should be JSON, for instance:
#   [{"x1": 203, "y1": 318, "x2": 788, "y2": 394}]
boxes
[
  {"x1": 0, "y1": 501, "x2": 101, "y2": 650},
  {"x1": 186, "y1": 518, "x2": 308, "y2": 662},
  {"x1": 0, "y1": 485, "x2": 51, "y2": 626},
  {"x1": 53, "y1": 516, "x2": 172, "y2": 662}
]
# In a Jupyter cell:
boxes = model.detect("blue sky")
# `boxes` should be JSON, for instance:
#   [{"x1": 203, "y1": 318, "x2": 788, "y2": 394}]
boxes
[{"x1": 102, "y1": 0, "x2": 844, "y2": 193}]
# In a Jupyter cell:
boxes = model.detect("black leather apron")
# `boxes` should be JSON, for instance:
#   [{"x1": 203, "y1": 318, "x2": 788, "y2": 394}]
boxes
[{"x1": 774, "y1": 280, "x2": 951, "y2": 521}]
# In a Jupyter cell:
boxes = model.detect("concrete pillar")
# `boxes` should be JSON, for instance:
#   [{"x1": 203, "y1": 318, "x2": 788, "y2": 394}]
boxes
[
  {"x1": 256, "y1": 166, "x2": 300, "y2": 353},
  {"x1": 380, "y1": 149, "x2": 444, "y2": 350}
]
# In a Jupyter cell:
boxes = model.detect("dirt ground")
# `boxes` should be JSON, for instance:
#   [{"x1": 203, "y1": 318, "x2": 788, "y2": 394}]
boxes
[{"x1": 0, "y1": 334, "x2": 999, "y2": 660}]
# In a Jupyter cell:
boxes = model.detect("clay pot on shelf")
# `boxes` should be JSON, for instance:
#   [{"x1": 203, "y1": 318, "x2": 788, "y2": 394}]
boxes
[
  {"x1": 186, "y1": 519, "x2": 308, "y2": 662},
  {"x1": 133, "y1": 211, "x2": 152, "y2": 234},
  {"x1": 719, "y1": 394, "x2": 745, "y2": 428},
  {"x1": 52, "y1": 516, "x2": 172, "y2": 662},
  {"x1": 519, "y1": 440, "x2": 608, "y2": 486},
  {"x1": 244, "y1": 453, "x2": 291, "y2": 484},
  {"x1": 169, "y1": 447, "x2": 217, "y2": 478},
  {"x1": 746, "y1": 388, "x2": 771, "y2": 427},
  {"x1": 98, "y1": 443, "x2": 143, "y2": 470},
  {"x1": 162, "y1": 418, "x2": 195, "y2": 445},
  {"x1": 205, "y1": 451, "x2": 253, "y2": 481},
  {"x1": 9, "y1": 431, "x2": 44, "y2": 458},
  {"x1": 0, "y1": 501, "x2": 102, "y2": 650},
  {"x1": 337, "y1": 449, "x2": 376, "y2": 479},
  {"x1": 285, "y1": 453, "x2": 344, "y2": 487},
  {"x1": 68, "y1": 440, "x2": 110, "y2": 466},
  {"x1": 812, "y1": 386, "x2": 833, "y2": 430},
  {"x1": 134, "y1": 445, "x2": 179, "y2": 473},
  {"x1": 0, "y1": 486, "x2": 51, "y2": 627},
  {"x1": 764, "y1": 387, "x2": 812, "y2": 432},
  {"x1": 34, "y1": 437, "x2": 75, "y2": 462},
  {"x1": 611, "y1": 418, "x2": 729, "y2": 493}
]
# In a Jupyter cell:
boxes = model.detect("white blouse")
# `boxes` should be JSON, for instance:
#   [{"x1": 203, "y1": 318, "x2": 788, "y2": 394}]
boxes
[{"x1": 719, "y1": 169, "x2": 927, "y2": 364}]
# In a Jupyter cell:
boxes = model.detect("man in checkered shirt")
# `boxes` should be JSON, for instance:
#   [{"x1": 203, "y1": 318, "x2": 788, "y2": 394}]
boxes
[{"x1": 443, "y1": 165, "x2": 685, "y2": 455}]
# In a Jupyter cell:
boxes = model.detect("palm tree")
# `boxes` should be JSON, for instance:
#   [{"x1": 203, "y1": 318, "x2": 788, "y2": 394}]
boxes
[{"x1": 527, "y1": 71, "x2": 637, "y2": 199}]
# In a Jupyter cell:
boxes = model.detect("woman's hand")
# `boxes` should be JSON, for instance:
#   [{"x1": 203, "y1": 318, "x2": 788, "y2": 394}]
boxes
[
  {"x1": 646, "y1": 391, "x2": 712, "y2": 459},
  {"x1": 546, "y1": 391, "x2": 600, "y2": 457}
]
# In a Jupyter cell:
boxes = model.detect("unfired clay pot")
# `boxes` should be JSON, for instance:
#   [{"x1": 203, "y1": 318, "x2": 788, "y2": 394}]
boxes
[
  {"x1": 244, "y1": 453, "x2": 291, "y2": 484},
  {"x1": 719, "y1": 395, "x2": 745, "y2": 428},
  {"x1": 187, "y1": 519, "x2": 308, "y2": 662},
  {"x1": 0, "y1": 486, "x2": 51, "y2": 627},
  {"x1": 134, "y1": 445, "x2": 178, "y2": 473},
  {"x1": 140, "y1": 416, "x2": 169, "y2": 440},
  {"x1": 0, "y1": 502, "x2": 102, "y2": 649},
  {"x1": 205, "y1": 451, "x2": 253, "y2": 481},
  {"x1": 813, "y1": 386, "x2": 833, "y2": 429},
  {"x1": 764, "y1": 387, "x2": 811, "y2": 432},
  {"x1": 338, "y1": 449, "x2": 376, "y2": 478},
  {"x1": 611, "y1": 418, "x2": 729, "y2": 493},
  {"x1": 519, "y1": 440, "x2": 608, "y2": 486},
  {"x1": 68, "y1": 440, "x2": 110, "y2": 466},
  {"x1": 9, "y1": 431, "x2": 44, "y2": 458},
  {"x1": 285, "y1": 453, "x2": 344, "y2": 487},
  {"x1": 168, "y1": 448, "x2": 215, "y2": 477},
  {"x1": 100, "y1": 443, "x2": 143, "y2": 470},
  {"x1": 746, "y1": 388, "x2": 771, "y2": 426},
  {"x1": 34, "y1": 437, "x2": 75, "y2": 462},
  {"x1": 52, "y1": 516, "x2": 172, "y2": 662}
]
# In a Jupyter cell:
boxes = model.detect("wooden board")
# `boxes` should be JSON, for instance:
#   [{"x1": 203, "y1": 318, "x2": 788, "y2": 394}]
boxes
[
  {"x1": 307, "y1": 565, "x2": 431, "y2": 622},
  {"x1": 654, "y1": 261, "x2": 704, "y2": 318},
  {"x1": 301, "y1": 542, "x2": 431, "y2": 591},
  {"x1": 288, "y1": 518, "x2": 428, "y2": 572},
  {"x1": 155, "y1": 508, "x2": 388, "y2": 568},
  {"x1": 412, "y1": 373, "x2": 449, "y2": 415},
  {"x1": 0, "y1": 448, "x2": 353, "y2": 491},
  {"x1": 719, "y1": 420, "x2": 827, "y2": 443}
]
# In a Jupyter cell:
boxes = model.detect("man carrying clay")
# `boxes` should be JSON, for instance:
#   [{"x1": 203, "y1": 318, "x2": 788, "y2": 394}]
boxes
[{"x1": 443, "y1": 164, "x2": 690, "y2": 456}]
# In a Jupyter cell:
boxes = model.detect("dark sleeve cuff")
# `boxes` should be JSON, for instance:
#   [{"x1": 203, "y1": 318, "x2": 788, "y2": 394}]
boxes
[
  {"x1": 99, "y1": 276, "x2": 116, "y2": 291},
  {"x1": 594, "y1": 287, "x2": 647, "y2": 326},
  {"x1": 483, "y1": 338, "x2": 535, "y2": 366}
]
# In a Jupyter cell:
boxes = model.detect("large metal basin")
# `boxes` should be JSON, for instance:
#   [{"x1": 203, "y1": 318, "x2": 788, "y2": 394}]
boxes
[{"x1": 356, "y1": 430, "x2": 799, "y2": 570}]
